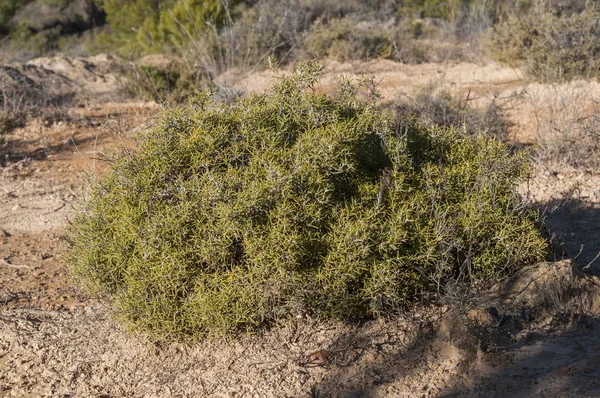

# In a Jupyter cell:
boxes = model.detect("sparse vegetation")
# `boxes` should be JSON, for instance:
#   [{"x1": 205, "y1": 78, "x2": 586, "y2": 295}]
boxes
[
  {"x1": 0, "y1": 111, "x2": 22, "y2": 137},
  {"x1": 67, "y1": 63, "x2": 547, "y2": 339},
  {"x1": 303, "y1": 17, "x2": 397, "y2": 62},
  {"x1": 394, "y1": 83, "x2": 511, "y2": 142},
  {"x1": 0, "y1": 0, "x2": 590, "y2": 70},
  {"x1": 0, "y1": 0, "x2": 104, "y2": 59},
  {"x1": 87, "y1": 0, "x2": 529, "y2": 101},
  {"x1": 0, "y1": 0, "x2": 31, "y2": 35},
  {"x1": 93, "y1": 0, "x2": 236, "y2": 57}
]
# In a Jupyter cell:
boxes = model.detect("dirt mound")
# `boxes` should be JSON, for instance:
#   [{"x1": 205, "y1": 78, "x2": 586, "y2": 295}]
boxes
[
  {"x1": 0, "y1": 54, "x2": 124, "y2": 106},
  {"x1": 439, "y1": 260, "x2": 600, "y2": 350},
  {"x1": 0, "y1": 66, "x2": 46, "y2": 111},
  {"x1": 440, "y1": 261, "x2": 600, "y2": 396},
  {"x1": 24, "y1": 54, "x2": 124, "y2": 98},
  {"x1": 0, "y1": 66, "x2": 40, "y2": 92}
]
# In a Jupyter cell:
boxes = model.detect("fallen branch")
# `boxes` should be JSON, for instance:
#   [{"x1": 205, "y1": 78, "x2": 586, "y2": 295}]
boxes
[
  {"x1": 43, "y1": 202, "x2": 66, "y2": 214},
  {"x1": 0, "y1": 258, "x2": 31, "y2": 269}
]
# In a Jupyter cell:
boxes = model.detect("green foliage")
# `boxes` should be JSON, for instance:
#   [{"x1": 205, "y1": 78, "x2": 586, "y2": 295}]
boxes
[
  {"x1": 487, "y1": 0, "x2": 600, "y2": 81},
  {"x1": 137, "y1": 0, "x2": 231, "y2": 53},
  {"x1": 302, "y1": 15, "x2": 458, "y2": 64},
  {"x1": 300, "y1": 0, "x2": 529, "y2": 64},
  {"x1": 397, "y1": 0, "x2": 534, "y2": 43},
  {"x1": 94, "y1": 0, "x2": 164, "y2": 35},
  {"x1": 93, "y1": 0, "x2": 235, "y2": 56},
  {"x1": 9, "y1": 23, "x2": 60, "y2": 58},
  {"x1": 92, "y1": 0, "x2": 169, "y2": 56},
  {"x1": 2, "y1": 0, "x2": 96, "y2": 58},
  {"x1": 68, "y1": 62, "x2": 547, "y2": 339}
]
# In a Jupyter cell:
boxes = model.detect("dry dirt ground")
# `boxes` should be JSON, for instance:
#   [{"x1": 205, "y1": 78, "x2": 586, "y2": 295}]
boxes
[{"x1": 1, "y1": 55, "x2": 600, "y2": 397}]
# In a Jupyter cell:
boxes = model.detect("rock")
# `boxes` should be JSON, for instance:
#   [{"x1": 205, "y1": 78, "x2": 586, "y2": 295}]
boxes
[
  {"x1": 0, "y1": 66, "x2": 39, "y2": 90},
  {"x1": 0, "y1": 66, "x2": 43, "y2": 107},
  {"x1": 25, "y1": 54, "x2": 122, "y2": 96},
  {"x1": 137, "y1": 54, "x2": 181, "y2": 71},
  {"x1": 0, "y1": 54, "x2": 124, "y2": 103}
]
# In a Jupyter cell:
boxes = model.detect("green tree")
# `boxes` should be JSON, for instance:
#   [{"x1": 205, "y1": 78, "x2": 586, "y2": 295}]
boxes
[
  {"x1": 93, "y1": 0, "x2": 171, "y2": 55},
  {"x1": 94, "y1": 0, "x2": 236, "y2": 56},
  {"x1": 139, "y1": 0, "x2": 231, "y2": 52}
]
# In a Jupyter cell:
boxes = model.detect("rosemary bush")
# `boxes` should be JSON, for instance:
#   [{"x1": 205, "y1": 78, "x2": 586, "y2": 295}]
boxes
[{"x1": 68, "y1": 63, "x2": 547, "y2": 339}]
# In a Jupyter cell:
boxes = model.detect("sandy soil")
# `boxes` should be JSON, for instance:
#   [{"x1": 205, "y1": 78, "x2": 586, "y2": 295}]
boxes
[{"x1": 1, "y1": 56, "x2": 600, "y2": 397}]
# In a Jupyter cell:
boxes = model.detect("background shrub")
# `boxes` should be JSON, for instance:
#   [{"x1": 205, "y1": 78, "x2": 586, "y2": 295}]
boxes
[
  {"x1": 67, "y1": 63, "x2": 547, "y2": 339},
  {"x1": 120, "y1": 56, "x2": 209, "y2": 103},
  {"x1": 183, "y1": 0, "x2": 320, "y2": 76},
  {"x1": 0, "y1": 0, "x2": 590, "y2": 70},
  {"x1": 304, "y1": 17, "x2": 396, "y2": 61},
  {"x1": 91, "y1": 0, "x2": 237, "y2": 57},
  {"x1": 0, "y1": 0, "x2": 32, "y2": 35},
  {"x1": 487, "y1": 0, "x2": 600, "y2": 82},
  {"x1": 0, "y1": 65, "x2": 72, "y2": 132},
  {"x1": 0, "y1": 0, "x2": 104, "y2": 59}
]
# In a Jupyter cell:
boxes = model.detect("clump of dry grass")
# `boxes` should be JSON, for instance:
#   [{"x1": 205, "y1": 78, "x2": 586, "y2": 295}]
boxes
[
  {"x1": 393, "y1": 82, "x2": 512, "y2": 142},
  {"x1": 524, "y1": 82, "x2": 600, "y2": 172}
]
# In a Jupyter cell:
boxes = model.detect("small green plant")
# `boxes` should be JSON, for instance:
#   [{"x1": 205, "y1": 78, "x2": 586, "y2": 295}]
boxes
[
  {"x1": 68, "y1": 62, "x2": 547, "y2": 339},
  {"x1": 0, "y1": 111, "x2": 24, "y2": 135}
]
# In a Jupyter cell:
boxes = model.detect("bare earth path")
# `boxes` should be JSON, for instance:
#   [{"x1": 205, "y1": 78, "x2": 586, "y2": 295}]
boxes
[{"x1": 1, "y1": 57, "x2": 600, "y2": 397}]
